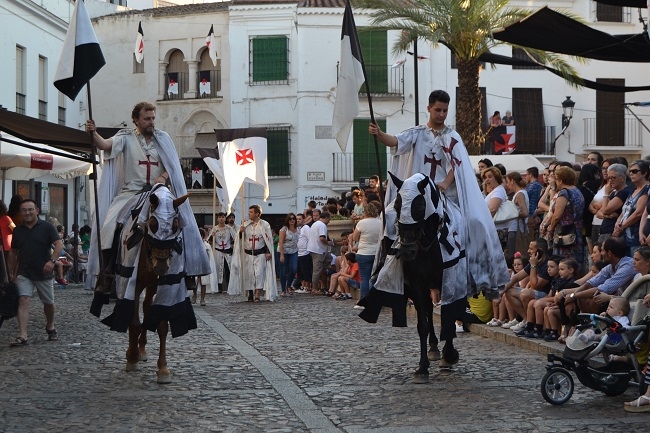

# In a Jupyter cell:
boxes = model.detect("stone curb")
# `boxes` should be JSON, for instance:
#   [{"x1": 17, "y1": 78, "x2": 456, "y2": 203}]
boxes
[{"x1": 432, "y1": 309, "x2": 565, "y2": 357}]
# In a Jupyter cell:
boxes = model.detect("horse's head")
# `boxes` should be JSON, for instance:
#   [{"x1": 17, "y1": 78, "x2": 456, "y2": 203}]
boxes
[
  {"x1": 144, "y1": 186, "x2": 188, "y2": 276},
  {"x1": 389, "y1": 171, "x2": 440, "y2": 262}
]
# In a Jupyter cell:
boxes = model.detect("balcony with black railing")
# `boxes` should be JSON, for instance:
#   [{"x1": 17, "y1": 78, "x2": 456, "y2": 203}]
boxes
[
  {"x1": 336, "y1": 63, "x2": 404, "y2": 97},
  {"x1": 164, "y1": 71, "x2": 222, "y2": 101}
]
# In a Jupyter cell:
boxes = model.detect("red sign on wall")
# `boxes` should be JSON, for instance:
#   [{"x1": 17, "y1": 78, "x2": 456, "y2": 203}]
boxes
[{"x1": 30, "y1": 153, "x2": 54, "y2": 170}]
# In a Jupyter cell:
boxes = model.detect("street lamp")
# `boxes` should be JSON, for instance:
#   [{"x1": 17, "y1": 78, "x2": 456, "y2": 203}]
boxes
[
  {"x1": 561, "y1": 96, "x2": 575, "y2": 129},
  {"x1": 551, "y1": 96, "x2": 576, "y2": 154}
]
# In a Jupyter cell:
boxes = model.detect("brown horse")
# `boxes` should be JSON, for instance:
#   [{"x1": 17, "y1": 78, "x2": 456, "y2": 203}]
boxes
[{"x1": 121, "y1": 185, "x2": 190, "y2": 383}]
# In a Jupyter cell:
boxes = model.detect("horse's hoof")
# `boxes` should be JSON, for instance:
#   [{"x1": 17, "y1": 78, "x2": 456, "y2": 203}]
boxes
[
  {"x1": 125, "y1": 361, "x2": 140, "y2": 372},
  {"x1": 157, "y1": 371, "x2": 173, "y2": 384},
  {"x1": 412, "y1": 373, "x2": 429, "y2": 384},
  {"x1": 439, "y1": 358, "x2": 456, "y2": 369},
  {"x1": 442, "y1": 347, "x2": 459, "y2": 365},
  {"x1": 427, "y1": 349, "x2": 441, "y2": 361}
]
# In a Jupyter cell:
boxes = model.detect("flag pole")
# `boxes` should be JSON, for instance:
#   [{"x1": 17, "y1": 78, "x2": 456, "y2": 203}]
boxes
[
  {"x1": 347, "y1": 0, "x2": 385, "y2": 224},
  {"x1": 86, "y1": 82, "x2": 105, "y2": 279},
  {"x1": 239, "y1": 183, "x2": 245, "y2": 296}
]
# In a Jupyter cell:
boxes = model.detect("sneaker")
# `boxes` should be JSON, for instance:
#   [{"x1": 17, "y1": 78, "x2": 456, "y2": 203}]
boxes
[
  {"x1": 353, "y1": 304, "x2": 364, "y2": 310},
  {"x1": 544, "y1": 332, "x2": 559, "y2": 341},
  {"x1": 524, "y1": 331, "x2": 543, "y2": 339},
  {"x1": 345, "y1": 294, "x2": 353, "y2": 299},
  {"x1": 511, "y1": 320, "x2": 527, "y2": 333},
  {"x1": 455, "y1": 323, "x2": 465, "y2": 333},
  {"x1": 501, "y1": 318, "x2": 519, "y2": 329},
  {"x1": 486, "y1": 318, "x2": 502, "y2": 327},
  {"x1": 335, "y1": 294, "x2": 346, "y2": 300},
  {"x1": 515, "y1": 328, "x2": 527, "y2": 337},
  {"x1": 56, "y1": 278, "x2": 68, "y2": 285},
  {"x1": 294, "y1": 288, "x2": 308, "y2": 294}
]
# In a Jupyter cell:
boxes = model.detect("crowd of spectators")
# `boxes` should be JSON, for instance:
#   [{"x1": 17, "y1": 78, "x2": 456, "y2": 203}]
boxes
[{"x1": 470, "y1": 153, "x2": 650, "y2": 355}]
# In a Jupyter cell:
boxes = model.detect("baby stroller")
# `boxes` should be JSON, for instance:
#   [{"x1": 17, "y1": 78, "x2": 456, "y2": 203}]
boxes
[{"x1": 541, "y1": 312, "x2": 649, "y2": 405}]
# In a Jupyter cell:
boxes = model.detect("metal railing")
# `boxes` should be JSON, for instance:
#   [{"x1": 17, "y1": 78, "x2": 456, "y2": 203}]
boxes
[
  {"x1": 333, "y1": 152, "x2": 387, "y2": 183},
  {"x1": 197, "y1": 70, "x2": 221, "y2": 98},
  {"x1": 16, "y1": 93, "x2": 25, "y2": 114},
  {"x1": 582, "y1": 117, "x2": 643, "y2": 148},
  {"x1": 180, "y1": 158, "x2": 213, "y2": 190},
  {"x1": 336, "y1": 63, "x2": 404, "y2": 97},
  {"x1": 164, "y1": 72, "x2": 188, "y2": 100},
  {"x1": 38, "y1": 100, "x2": 47, "y2": 121},
  {"x1": 360, "y1": 64, "x2": 404, "y2": 96},
  {"x1": 164, "y1": 71, "x2": 222, "y2": 100}
]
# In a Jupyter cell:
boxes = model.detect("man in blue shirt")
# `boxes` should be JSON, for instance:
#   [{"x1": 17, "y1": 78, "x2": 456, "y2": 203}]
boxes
[{"x1": 556, "y1": 237, "x2": 635, "y2": 313}]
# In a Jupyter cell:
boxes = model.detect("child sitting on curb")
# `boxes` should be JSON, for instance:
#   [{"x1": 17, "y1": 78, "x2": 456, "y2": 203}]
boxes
[{"x1": 333, "y1": 252, "x2": 359, "y2": 300}]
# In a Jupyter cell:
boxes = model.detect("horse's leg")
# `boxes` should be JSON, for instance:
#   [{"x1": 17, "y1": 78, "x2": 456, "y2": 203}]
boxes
[
  {"x1": 126, "y1": 287, "x2": 143, "y2": 372},
  {"x1": 427, "y1": 290, "x2": 440, "y2": 362},
  {"x1": 412, "y1": 286, "x2": 431, "y2": 384},
  {"x1": 156, "y1": 320, "x2": 172, "y2": 384},
  {"x1": 440, "y1": 298, "x2": 464, "y2": 368},
  {"x1": 138, "y1": 285, "x2": 155, "y2": 362}
]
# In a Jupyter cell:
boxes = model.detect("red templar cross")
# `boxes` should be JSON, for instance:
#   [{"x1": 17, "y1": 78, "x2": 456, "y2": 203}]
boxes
[
  {"x1": 139, "y1": 155, "x2": 159, "y2": 185},
  {"x1": 248, "y1": 234, "x2": 261, "y2": 250},
  {"x1": 424, "y1": 154, "x2": 442, "y2": 180},
  {"x1": 236, "y1": 149, "x2": 254, "y2": 166},
  {"x1": 442, "y1": 138, "x2": 462, "y2": 169}
]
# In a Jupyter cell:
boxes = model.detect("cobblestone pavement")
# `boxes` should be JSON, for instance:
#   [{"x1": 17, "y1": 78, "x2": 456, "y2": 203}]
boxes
[{"x1": 1, "y1": 285, "x2": 648, "y2": 432}]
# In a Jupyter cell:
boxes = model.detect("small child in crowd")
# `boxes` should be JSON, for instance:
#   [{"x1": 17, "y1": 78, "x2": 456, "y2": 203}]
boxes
[
  {"x1": 577, "y1": 296, "x2": 631, "y2": 344},
  {"x1": 333, "y1": 252, "x2": 359, "y2": 300}
]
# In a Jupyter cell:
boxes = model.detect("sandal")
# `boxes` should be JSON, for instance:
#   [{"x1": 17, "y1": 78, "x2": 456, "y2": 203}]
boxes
[
  {"x1": 46, "y1": 328, "x2": 58, "y2": 341},
  {"x1": 254, "y1": 297, "x2": 261, "y2": 303},
  {"x1": 624, "y1": 395, "x2": 650, "y2": 412},
  {"x1": 10, "y1": 336, "x2": 28, "y2": 347}
]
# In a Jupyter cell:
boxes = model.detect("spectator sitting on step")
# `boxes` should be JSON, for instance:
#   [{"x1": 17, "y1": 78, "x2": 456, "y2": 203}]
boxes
[
  {"x1": 334, "y1": 252, "x2": 359, "y2": 300},
  {"x1": 503, "y1": 238, "x2": 553, "y2": 333}
]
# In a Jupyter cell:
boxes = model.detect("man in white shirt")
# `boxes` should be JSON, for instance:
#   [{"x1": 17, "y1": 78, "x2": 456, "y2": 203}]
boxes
[{"x1": 307, "y1": 211, "x2": 332, "y2": 294}]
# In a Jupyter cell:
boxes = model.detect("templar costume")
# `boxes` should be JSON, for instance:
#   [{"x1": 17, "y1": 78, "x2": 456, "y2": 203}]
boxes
[
  {"x1": 87, "y1": 128, "x2": 210, "y2": 320},
  {"x1": 228, "y1": 218, "x2": 278, "y2": 301},
  {"x1": 212, "y1": 224, "x2": 236, "y2": 292},
  {"x1": 384, "y1": 125, "x2": 508, "y2": 299}
]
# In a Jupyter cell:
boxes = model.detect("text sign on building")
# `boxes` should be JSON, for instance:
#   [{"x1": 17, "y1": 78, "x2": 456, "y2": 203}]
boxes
[{"x1": 307, "y1": 171, "x2": 325, "y2": 181}]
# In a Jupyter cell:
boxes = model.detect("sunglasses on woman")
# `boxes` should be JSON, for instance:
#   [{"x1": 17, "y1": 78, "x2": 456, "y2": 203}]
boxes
[{"x1": 629, "y1": 169, "x2": 642, "y2": 175}]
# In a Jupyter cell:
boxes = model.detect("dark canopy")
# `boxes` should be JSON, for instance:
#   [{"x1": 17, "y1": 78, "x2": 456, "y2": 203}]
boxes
[
  {"x1": 479, "y1": 51, "x2": 650, "y2": 92},
  {"x1": 0, "y1": 109, "x2": 91, "y2": 154},
  {"x1": 593, "y1": 0, "x2": 646, "y2": 7},
  {"x1": 493, "y1": 7, "x2": 650, "y2": 63}
]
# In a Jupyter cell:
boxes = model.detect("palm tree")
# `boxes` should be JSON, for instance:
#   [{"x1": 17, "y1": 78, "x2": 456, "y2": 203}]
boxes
[{"x1": 353, "y1": 0, "x2": 583, "y2": 155}]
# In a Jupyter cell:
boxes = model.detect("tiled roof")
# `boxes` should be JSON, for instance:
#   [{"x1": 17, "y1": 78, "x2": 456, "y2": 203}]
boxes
[
  {"x1": 297, "y1": 0, "x2": 347, "y2": 7},
  {"x1": 94, "y1": 2, "x2": 230, "y2": 19},
  {"x1": 151, "y1": 2, "x2": 230, "y2": 16},
  {"x1": 231, "y1": 0, "x2": 300, "y2": 5}
]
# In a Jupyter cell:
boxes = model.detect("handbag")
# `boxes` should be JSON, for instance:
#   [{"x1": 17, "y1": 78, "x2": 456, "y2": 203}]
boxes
[
  {"x1": 494, "y1": 200, "x2": 519, "y2": 224},
  {"x1": 554, "y1": 224, "x2": 577, "y2": 247}
]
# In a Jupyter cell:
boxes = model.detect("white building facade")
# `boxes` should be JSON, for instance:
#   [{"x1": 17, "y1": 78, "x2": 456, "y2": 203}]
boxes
[
  {"x1": 0, "y1": 0, "x2": 121, "y2": 232},
  {"x1": 87, "y1": 0, "x2": 650, "y2": 225}
]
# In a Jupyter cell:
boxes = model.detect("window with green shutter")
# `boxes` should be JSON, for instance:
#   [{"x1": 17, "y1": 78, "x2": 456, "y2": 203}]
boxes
[
  {"x1": 358, "y1": 30, "x2": 387, "y2": 94},
  {"x1": 250, "y1": 36, "x2": 289, "y2": 85},
  {"x1": 266, "y1": 126, "x2": 291, "y2": 177},
  {"x1": 353, "y1": 118, "x2": 387, "y2": 180}
]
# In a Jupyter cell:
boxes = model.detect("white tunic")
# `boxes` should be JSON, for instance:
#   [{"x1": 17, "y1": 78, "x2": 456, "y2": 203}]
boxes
[
  {"x1": 100, "y1": 131, "x2": 165, "y2": 247},
  {"x1": 212, "y1": 225, "x2": 235, "y2": 284}
]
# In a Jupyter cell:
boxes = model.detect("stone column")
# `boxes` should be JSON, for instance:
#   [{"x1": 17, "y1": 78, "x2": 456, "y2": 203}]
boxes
[
  {"x1": 158, "y1": 61, "x2": 168, "y2": 100},
  {"x1": 186, "y1": 60, "x2": 198, "y2": 98}
]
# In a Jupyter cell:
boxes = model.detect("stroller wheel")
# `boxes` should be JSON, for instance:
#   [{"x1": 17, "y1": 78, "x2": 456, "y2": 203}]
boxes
[{"x1": 541, "y1": 367, "x2": 574, "y2": 405}]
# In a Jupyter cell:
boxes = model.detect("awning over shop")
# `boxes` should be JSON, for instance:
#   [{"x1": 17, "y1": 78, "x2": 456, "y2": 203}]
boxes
[{"x1": 0, "y1": 109, "x2": 92, "y2": 154}]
